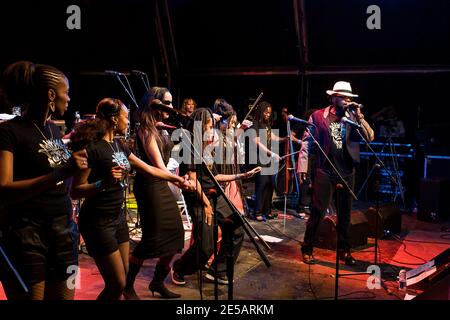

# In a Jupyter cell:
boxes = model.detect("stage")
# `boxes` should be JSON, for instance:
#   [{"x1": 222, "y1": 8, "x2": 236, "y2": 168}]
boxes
[{"x1": 2, "y1": 202, "x2": 448, "y2": 301}]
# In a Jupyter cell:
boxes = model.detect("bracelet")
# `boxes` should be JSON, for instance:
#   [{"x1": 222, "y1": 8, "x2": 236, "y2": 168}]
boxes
[{"x1": 95, "y1": 180, "x2": 105, "y2": 191}]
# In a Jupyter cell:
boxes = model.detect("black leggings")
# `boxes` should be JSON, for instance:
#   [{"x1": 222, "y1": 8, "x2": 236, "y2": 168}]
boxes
[{"x1": 254, "y1": 172, "x2": 274, "y2": 216}]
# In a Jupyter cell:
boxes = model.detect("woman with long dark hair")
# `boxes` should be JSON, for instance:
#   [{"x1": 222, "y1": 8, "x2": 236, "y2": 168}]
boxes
[
  {"x1": 0, "y1": 61, "x2": 88, "y2": 300},
  {"x1": 211, "y1": 98, "x2": 251, "y2": 215},
  {"x1": 70, "y1": 98, "x2": 190, "y2": 300},
  {"x1": 171, "y1": 108, "x2": 259, "y2": 286},
  {"x1": 123, "y1": 87, "x2": 187, "y2": 299}
]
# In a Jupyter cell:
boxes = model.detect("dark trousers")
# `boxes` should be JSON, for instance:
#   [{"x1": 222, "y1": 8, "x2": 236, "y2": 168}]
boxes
[
  {"x1": 176, "y1": 196, "x2": 244, "y2": 276},
  {"x1": 255, "y1": 173, "x2": 274, "y2": 216},
  {"x1": 301, "y1": 168, "x2": 355, "y2": 254}
]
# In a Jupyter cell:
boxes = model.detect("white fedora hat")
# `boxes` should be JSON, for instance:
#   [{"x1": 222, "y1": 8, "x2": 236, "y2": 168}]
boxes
[{"x1": 326, "y1": 81, "x2": 358, "y2": 98}]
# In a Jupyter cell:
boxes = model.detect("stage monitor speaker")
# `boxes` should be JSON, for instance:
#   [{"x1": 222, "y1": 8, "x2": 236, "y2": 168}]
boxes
[
  {"x1": 418, "y1": 178, "x2": 450, "y2": 222},
  {"x1": 365, "y1": 203, "x2": 402, "y2": 238},
  {"x1": 413, "y1": 274, "x2": 450, "y2": 300},
  {"x1": 316, "y1": 210, "x2": 368, "y2": 250},
  {"x1": 413, "y1": 248, "x2": 450, "y2": 300}
]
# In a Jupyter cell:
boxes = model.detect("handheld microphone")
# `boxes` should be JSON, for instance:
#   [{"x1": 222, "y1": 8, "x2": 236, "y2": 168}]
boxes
[
  {"x1": 151, "y1": 100, "x2": 179, "y2": 114},
  {"x1": 104, "y1": 70, "x2": 124, "y2": 76},
  {"x1": 287, "y1": 115, "x2": 315, "y2": 127},
  {"x1": 155, "y1": 122, "x2": 177, "y2": 130},
  {"x1": 344, "y1": 102, "x2": 363, "y2": 109},
  {"x1": 151, "y1": 100, "x2": 194, "y2": 122},
  {"x1": 342, "y1": 116, "x2": 361, "y2": 129}
]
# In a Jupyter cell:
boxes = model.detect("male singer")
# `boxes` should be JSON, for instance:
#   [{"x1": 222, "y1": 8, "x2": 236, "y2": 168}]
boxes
[{"x1": 297, "y1": 81, "x2": 374, "y2": 265}]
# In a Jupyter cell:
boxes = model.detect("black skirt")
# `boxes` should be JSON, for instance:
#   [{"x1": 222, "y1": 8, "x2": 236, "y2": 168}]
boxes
[{"x1": 132, "y1": 175, "x2": 184, "y2": 259}]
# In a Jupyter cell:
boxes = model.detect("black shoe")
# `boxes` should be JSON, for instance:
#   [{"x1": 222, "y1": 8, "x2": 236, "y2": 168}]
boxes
[
  {"x1": 149, "y1": 281, "x2": 181, "y2": 299},
  {"x1": 204, "y1": 273, "x2": 229, "y2": 285},
  {"x1": 170, "y1": 268, "x2": 186, "y2": 286},
  {"x1": 266, "y1": 212, "x2": 278, "y2": 220},
  {"x1": 302, "y1": 252, "x2": 315, "y2": 264},
  {"x1": 123, "y1": 286, "x2": 140, "y2": 300},
  {"x1": 252, "y1": 213, "x2": 264, "y2": 222},
  {"x1": 339, "y1": 251, "x2": 356, "y2": 266}
]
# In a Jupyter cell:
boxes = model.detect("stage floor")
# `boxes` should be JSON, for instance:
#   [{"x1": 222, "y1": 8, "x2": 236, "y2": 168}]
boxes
[{"x1": 2, "y1": 202, "x2": 449, "y2": 300}]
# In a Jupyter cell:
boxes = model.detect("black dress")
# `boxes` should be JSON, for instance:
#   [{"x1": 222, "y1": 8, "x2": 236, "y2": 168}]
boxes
[{"x1": 132, "y1": 130, "x2": 184, "y2": 259}]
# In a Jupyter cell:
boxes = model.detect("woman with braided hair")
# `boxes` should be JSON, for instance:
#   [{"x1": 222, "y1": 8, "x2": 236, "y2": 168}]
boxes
[
  {"x1": 0, "y1": 61, "x2": 88, "y2": 300},
  {"x1": 252, "y1": 101, "x2": 284, "y2": 221}
]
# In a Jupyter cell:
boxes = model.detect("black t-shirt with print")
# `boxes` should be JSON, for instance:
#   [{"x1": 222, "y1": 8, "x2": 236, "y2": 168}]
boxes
[
  {"x1": 81, "y1": 139, "x2": 131, "y2": 216},
  {"x1": 325, "y1": 113, "x2": 353, "y2": 177},
  {"x1": 0, "y1": 117, "x2": 72, "y2": 218}
]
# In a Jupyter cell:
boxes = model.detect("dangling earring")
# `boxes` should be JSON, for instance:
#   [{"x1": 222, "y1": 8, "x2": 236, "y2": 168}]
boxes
[{"x1": 48, "y1": 101, "x2": 55, "y2": 113}]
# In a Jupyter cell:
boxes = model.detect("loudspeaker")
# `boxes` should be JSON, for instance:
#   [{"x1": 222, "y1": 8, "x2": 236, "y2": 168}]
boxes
[
  {"x1": 418, "y1": 178, "x2": 450, "y2": 221},
  {"x1": 424, "y1": 156, "x2": 450, "y2": 179},
  {"x1": 316, "y1": 210, "x2": 369, "y2": 250},
  {"x1": 365, "y1": 203, "x2": 402, "y2": 238},
  {"x1": 413, "y1": 248, "x2": 450, "y2": 300},
  {"x1": 414, "y1": 274, "x2": 450, "y2": 300}
]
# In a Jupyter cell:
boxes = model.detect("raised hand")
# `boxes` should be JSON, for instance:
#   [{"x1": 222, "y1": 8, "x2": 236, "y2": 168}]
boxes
[
  {"x1": 243, "y1": 166, "x2": 261, "y2": 179},
  {"x1": 109, "y1": 166, "x2": 126, "y2": 186},
  {"x1": 180, "y1": 174, "x2": 196, "y2": 192},
  {"x1": 240, "y1": 119, "x2": 253, "y2": 130}
]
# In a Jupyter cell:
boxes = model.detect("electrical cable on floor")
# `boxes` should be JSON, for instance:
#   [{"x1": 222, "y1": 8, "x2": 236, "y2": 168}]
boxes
[
  {"x1": 389, "y1": 235, "x2": 427, "y2": 265},
  {"x1": 393, "y1": 237, "x2": 450, "y2": 246},
  {"x1": 308, "y1": 263, "x2": 318, "y2": 300}
]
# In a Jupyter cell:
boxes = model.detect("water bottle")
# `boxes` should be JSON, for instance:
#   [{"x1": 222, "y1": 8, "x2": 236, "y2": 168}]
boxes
[
  {"x1": 398, "y1": 269, "x2": 407, "y2": 291},
  {"x1": 74, "y1": 111, "x2": 81, "y2": 123}
]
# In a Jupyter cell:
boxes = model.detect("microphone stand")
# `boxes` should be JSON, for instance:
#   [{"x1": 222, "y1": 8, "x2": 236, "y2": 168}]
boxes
[
  {"x1": 109, "y1": 72, "x2": 140, "y2": 113},
  {"x1": 177, "y1": 121, "x2": 271, "y2": 300},
  {"x1": 208, "y1": 189, "x2": 219, "y2": 300},
  {"x1": 286, "y1": 120, "x2": 301, "y2": 221},
  {"x1": 304, "y1": 125, "x2": 370, "y2": 300},
  {"x1": 330, "y1": 122, "x2": 392, "y2": 295},
  {"x1": 305, "y1": 126, "x2": 358, "y2": 200},
  {"x1": 0, "y1": 245, "x2": 29, "y2": 294},
  {"x1": 354, "y1": 129, "x2": 402, "y2": 199},
  {"x1": 133, "y1": 70, "x2": 150, "y2": 91},
  {"x1": 352, "y1": 126, "x2": 398, "y2": 293}
]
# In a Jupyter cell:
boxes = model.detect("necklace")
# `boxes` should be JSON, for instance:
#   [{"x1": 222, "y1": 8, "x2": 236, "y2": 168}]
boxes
[
  {"x1": 33, "y1": 122, "x2": 54, "y2": 141},
  {"x1": 105, "y1": 138, "x2": 119, "y2": 154}
]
